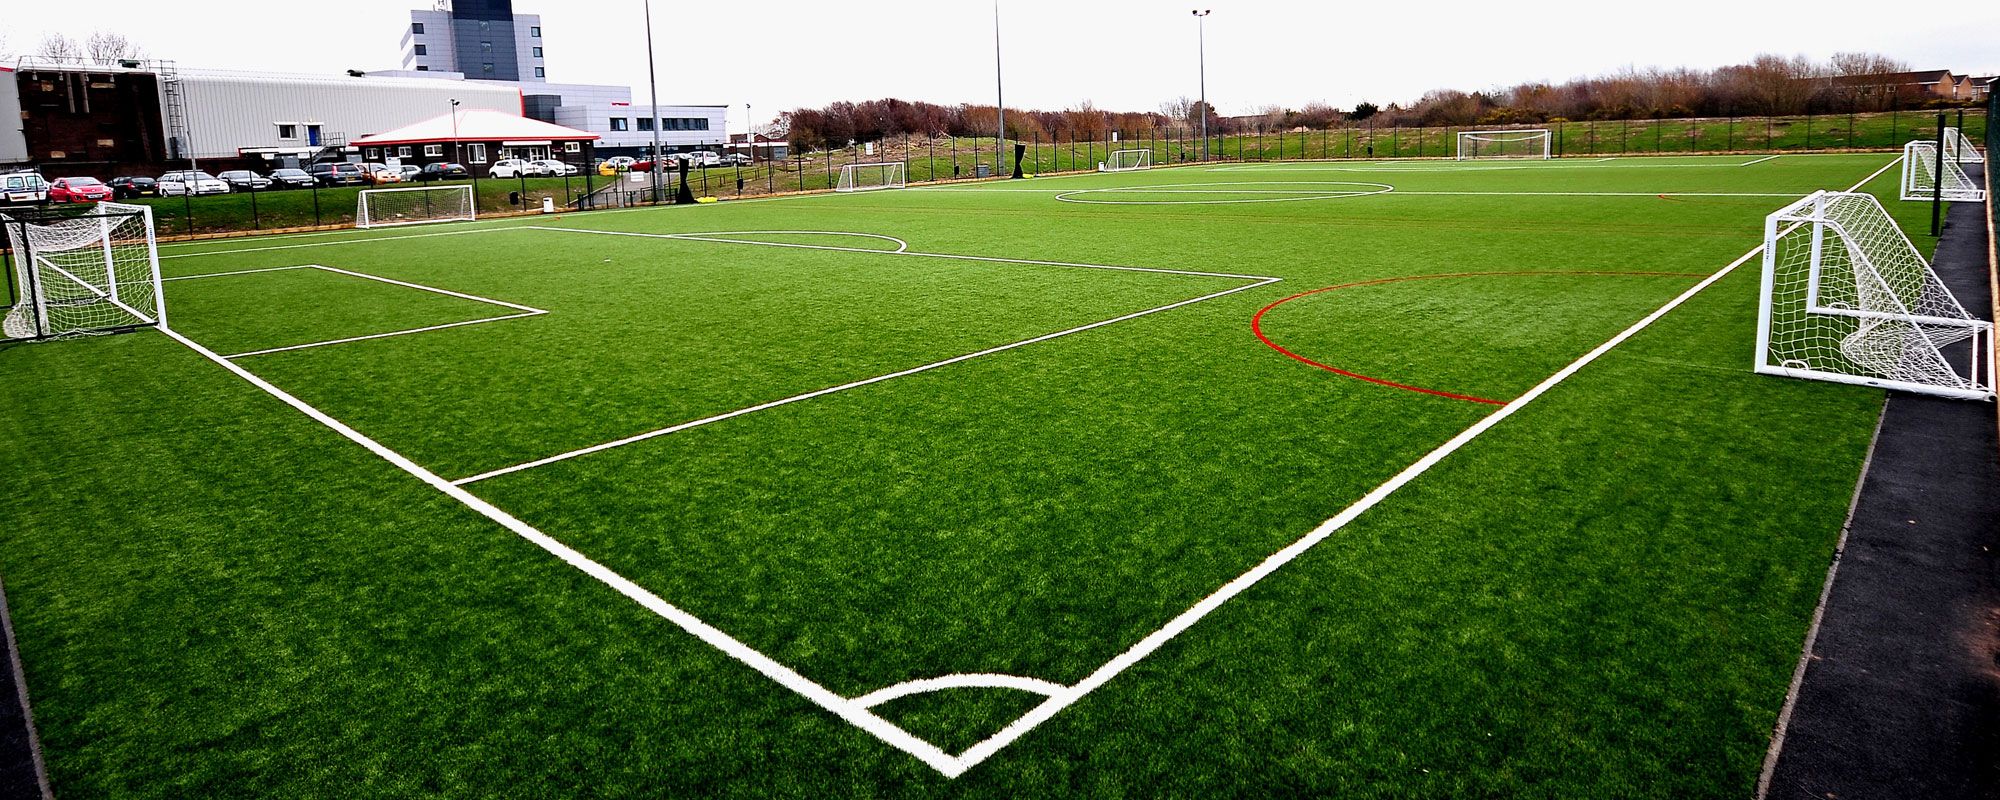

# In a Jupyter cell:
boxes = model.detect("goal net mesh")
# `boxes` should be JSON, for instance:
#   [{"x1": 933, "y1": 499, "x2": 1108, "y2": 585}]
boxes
[
  {"x1": 835, "y1": 162, "x2": 906, "y2": 192},
  {"x1": 1944, "y1": 126, "x2": 1985, "y2": 164},
  {"x1": 1101, "y1": 149, "x2": 1153, "y2": 172},
  {"x1": 1901, "y1": 140, "x2": 1985, "y2": 202},
  {"x1": 3, "y1": 203, "x2": 162, "y2": 340},
  {"x1": 357, "y1": 186, "x2": 476, "y2": 228},
  {"x1": 1456, "y1": 130, "x2": 1551, "y2": 160},
  {"x1": 1757, "y1": 190, "x2": 1993, "y2": 399}
]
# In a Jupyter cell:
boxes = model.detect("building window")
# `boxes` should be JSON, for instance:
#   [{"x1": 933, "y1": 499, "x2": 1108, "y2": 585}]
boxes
[
  {"x1": 424, "y1": 144, "x2": 443, "y2": 157},
  {"x1": 411, "y1": 22, "x2": 424, "y2": 34},
  {"x1": 531, "y1": 26, "x2": 541, "y2": 37},
  {"x1": 481, "y1": 63, "x2": 495, "y2": 74},
  {"x1": 696, "y1": 118, "x2": 709, "y2": 131},
  {"x1": 366, "y1": 148, "x2": 380, "y2": 159},
  {"x1": 478, "y1": 20, "x2": 490, "y2": 31},
  {"x1": 534, "y1": 67, "x2": 545, "y2": 78},
  {"x1": 609, "y1": 117, "x2": 628, "y2": 131},
  {"x1": 413, "y1": 44, "x2": 427, "y2": 55},
  {"x1": 564, "y1": 142, "x2": 581, "y2": 153},
  {"x1": 467, "y1": 143, "x2": 487, "y2": 163},
  {"x1": 416, "y1": 66, "x2": 430, "y2": 71},
  {"x1": 637, "y1": 118, "x2": 654, "y2": 131},
  {"x1": 277, "y1": 124, "x2": 297, "y2": 140},
  {"x1": 397, "y1": 146, "x2": 412, "y2": 158},
  {"x1": 480, "y1": 41, "x2": 493, "y2": 52},
  {"x1": 532, "y1": 47, "x2": 542, "y2": 57}
]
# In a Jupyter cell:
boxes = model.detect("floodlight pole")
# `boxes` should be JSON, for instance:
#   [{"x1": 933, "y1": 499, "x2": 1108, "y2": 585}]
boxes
[
  {"x1": 1193, "y1": 10, "x2": 1211, "y2": 162},
  {"x1": 993, "y1": 0, "x2": 1006, "y2": 176},
  {"x1": 645, "y1": 0, "x2": 664, "y2": 202}
]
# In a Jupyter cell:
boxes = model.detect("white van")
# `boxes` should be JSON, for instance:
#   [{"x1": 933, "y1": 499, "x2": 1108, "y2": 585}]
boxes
[{"x1": 1, "y1": 171, "x2": 50, "y2": 205}]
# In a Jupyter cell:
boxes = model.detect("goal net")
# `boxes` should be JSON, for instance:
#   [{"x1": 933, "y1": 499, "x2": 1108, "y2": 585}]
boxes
[
  {"x1": 3, "y1": 203, "x2": 164, "y2": 341},
  {"x1": 357, "y1": 186, "x2": 476, "y2": 229},
  {"x1": 1943, "y1": 126, "x2": 1985, "y2": 164},
  {"x1": 835, "y1": 162, "x2": 906, "y2": 193},
  {"x1": 1756, "y1": 190, "x2": 1994, "y2": 400},
  {"x1": 1456, "y1": 129, "x2": 1552, "y2": 160},
  {"x1": 1901, "y1": 140, "x2": 1986, "y2": 202},
  {"x1": 1100, "y1": 149, "x2": 1153, "y2": 172}
]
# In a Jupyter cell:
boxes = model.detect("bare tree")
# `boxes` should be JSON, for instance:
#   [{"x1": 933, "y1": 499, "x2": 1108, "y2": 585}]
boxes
[
  {"x1": 85, "y1": 31, "x2": 144, "y2": 65},
  {"x1": 0, "y1": 33, "x2": 13, "y2": 62},
  {"x1": 1829, "y1": 52, "x2": 1910, "y2": 77},
  {"x1": 37, "y1": 33, "x2": 84, "y2": 62}
]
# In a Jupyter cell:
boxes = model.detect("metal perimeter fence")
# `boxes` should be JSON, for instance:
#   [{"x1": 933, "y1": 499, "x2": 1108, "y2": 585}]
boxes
[{"x1": 0, "y1": 107, "x2": 1986, "y2": 241}]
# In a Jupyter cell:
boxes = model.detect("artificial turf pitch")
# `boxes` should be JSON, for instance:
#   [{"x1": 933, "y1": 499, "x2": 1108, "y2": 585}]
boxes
[{"x1": 0, "y1": 153, "x2": 1927, "y2": 796}]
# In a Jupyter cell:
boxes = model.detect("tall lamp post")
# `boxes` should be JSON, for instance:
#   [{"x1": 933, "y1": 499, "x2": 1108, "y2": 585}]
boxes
[
  {"x1": 745, "y1": 103, "x2": 753, "y2": 161},
  {"x1": 993, "y1": 0, "x2": 1006, "y2": 176},
  {"x1": 1193, "y1": 10, "x2": 1211, "y2": 162},
  {"x1": 644, "y1": 0, "x2": 664, "y2": 202}
]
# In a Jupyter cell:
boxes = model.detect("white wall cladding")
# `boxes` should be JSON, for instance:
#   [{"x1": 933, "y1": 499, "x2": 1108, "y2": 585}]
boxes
[{"x1": 175, "y1": 70, "x2": 519, "y2": 159}]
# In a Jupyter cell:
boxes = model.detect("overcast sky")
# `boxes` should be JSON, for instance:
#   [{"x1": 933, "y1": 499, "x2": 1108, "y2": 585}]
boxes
[{"x1": 5, "y1": 0, "x2": 1996, "y2": 133}]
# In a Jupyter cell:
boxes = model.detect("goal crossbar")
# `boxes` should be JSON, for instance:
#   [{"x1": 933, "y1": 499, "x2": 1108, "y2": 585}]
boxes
[
  {"x1": 357, "y1": 185, "x2": 477, "y2": 229},
  {"x1": 1755, "y1": 190, "x2": 1994, "y2": 400},
  {"x1": 1456, "y1": 129, "x2": 1552, "y2": 160},
  {"x1": 1099, "y1": 149, "x2": 1153, "y2": 172}
]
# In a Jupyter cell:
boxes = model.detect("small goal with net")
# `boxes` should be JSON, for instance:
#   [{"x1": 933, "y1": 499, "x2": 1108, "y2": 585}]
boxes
[
  {"x1": 357, "y1": 185, "x2": 476, "y2": 229},
  {"x1": 1943, "y1": 126, "x2": 1985, "y2": 165},
  {"x1": 1099, "y1": 150, "x2": 1153, "y2": 172},
  {"x1": 1756, "y1": 190, "x2": 1994, "y2": 400},
  {"x1": 1456, "y1": 129, "x2": 1552, "y2": 160},
  {"x1": 2, "y1": 202, "x2": 164, "y2": 341},
  {"x1": 1900, "y1": 140, "x2": 1985, "y2": 203},
  {"x1": 835, "y1": 162, "x2": 906, "y2": 193}
]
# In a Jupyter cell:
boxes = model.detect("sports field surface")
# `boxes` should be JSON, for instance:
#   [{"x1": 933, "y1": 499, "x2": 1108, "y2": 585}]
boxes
[{"x1": 0, "y1": 153, "x2": 1924, "y2": 796}]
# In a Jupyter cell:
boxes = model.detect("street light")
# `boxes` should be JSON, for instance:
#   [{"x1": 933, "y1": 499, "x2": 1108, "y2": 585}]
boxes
[
  {"x1": 994, "y1": 0, "x2": 1006, "y2": 176},
  {"x1": 1193, "y1": 10, "x2": 1211, "y2": 162}
]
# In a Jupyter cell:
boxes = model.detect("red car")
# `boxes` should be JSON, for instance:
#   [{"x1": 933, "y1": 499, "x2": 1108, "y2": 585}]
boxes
[{"x1": 48, "y1": 177, "x2": 113, "y2": 203}]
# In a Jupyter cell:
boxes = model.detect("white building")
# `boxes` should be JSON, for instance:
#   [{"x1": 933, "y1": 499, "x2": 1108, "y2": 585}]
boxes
[{"x1": 179, "y1": 69, "x2": 522, "y2": 163}]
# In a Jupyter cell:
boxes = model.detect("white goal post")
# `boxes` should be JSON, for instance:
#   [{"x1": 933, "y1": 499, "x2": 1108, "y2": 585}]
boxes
[
  {"x1": 1099, "y1": 149, "x2": 1153, "y2": 172},
  {"x1": 1756, "y1": 190, "x2": 1994, "y2": 400},
  {"x1": 835, "y1": 162, "x2": 906, "y2": 193},
  {"x1": 357, "y1": 185, "x2": 476, "y2": 229},
  {"x1": 1900, "y1": 140, "x2": 1986, "y2": 203},
  {"x1": 2, "y1": 202, "x2": 164, "y2": 341},
  {"x1": 1456, "y1": 129, "x2": 1552, "y2": 160},
  {"x1": 1943, "y1": 126, "x2": 1985, "y2": 164}
]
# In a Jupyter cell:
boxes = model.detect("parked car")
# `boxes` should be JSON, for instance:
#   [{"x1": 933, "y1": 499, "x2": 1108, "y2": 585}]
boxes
[
  {"x1": 359, "y1": 164, "x2": 403, "y2": 184},
  {"x1": 396, "y1": 165, "x2": 422, "y2": 181},
  {"x1": 531, "y1": 159, "x2": 578, "y2": 176},
  {"x1": 308, "y1": 162, "x2": 369, "y2": 186},
  {"x1": 488, "y1": 158, "x2": 545, "y2": 179},
  {"x1": 1, "y1": 171, "x2": 50, "y2": 205},
  {"x1": 107, "y1": 176, "x2": 157, "y2": 199},
  {"x1": 418, "y1": 162, "x2": 469, "y2": 181},
  {"x1": 48, "y1": 177, "x2": 114, "y2": 203},
  {"x1": 600, "y1": 156, "x2": 637, "y2": 171},
  {"x1": 217, "y1": 170, "x2": 274, "y2": 191},
  {"x1": 267, "y1": 168, "x2": 314, "y2": 190},
  {"x1": 158, "y1": 170, "x2": 232, "y2": 196},
  {"x1": 721, "y1": 153, "x2": 755, "y2": 166},
  {"x1": 686, "y1": 151, "x2": 722, "y2": 167}
]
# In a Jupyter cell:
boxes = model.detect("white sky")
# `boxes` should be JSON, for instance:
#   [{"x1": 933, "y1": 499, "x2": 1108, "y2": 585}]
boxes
[{"x1": 4, "y1": 0, "x2": 1996, "y2": 134}]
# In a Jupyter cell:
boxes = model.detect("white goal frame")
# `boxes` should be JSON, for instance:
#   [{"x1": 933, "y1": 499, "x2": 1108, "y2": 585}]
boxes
[
  {"x1": 1943, "y1": 126, "x2": 1985, "y2": 164},
  {"x1": 1900, "y1": 140, "x2": 1986, "y2": 203},
  {"x1": 1755, "y1": 190, "x2": 1995, "y2": 400},
  {"x1": 1099, "y1": 149, "x2": 1153, "y2": 172},
  {"x1": 835, "y1": 162, "x2": 907, "y2": 193},
  {"x1": 2, "y1": 202, "x2": 165, "y2": 341},
  {"x1": 1455, "y1": 129, "x2": 1552, "y2": 160},
  {"x1": 356, "y1": 185, "x2": 477, "y2": 229}
]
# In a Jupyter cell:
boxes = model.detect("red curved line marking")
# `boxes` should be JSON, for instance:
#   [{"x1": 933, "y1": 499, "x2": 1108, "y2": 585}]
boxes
[{"x1": 1251, "y1": 270, "x2": 1709, "y2": 406}]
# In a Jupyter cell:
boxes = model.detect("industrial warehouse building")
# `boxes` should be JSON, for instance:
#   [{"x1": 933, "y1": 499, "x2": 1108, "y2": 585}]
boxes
[{"x1": 0, "y1": 60, "x2": 728, "y2": 176}]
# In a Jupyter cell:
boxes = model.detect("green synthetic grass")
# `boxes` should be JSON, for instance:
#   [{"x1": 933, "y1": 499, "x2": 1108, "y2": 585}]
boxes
[{"x1": 0, "y1": 153, "x2": 1915, "y2": 796}]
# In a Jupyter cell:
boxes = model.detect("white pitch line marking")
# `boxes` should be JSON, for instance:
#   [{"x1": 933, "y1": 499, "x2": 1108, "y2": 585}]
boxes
[
  {"x1": 851, "y1": 674, "x2": 1068, "y2": 709},
  {"x1": 173, "y1": 264, "x2": 549, "y2": 358},
  {"x1": 162, "y1": 264, "x2": 321, "y2": 282},
  {"x1": 223, "y1": 311, "x2": 546, "y2": 359},
  {"x1": 452, "y1": 274, "x2": 1279, "y2": 485},
  {"x1": 1740, "y1": 155, "x2": 1781, "y2": 166}
]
